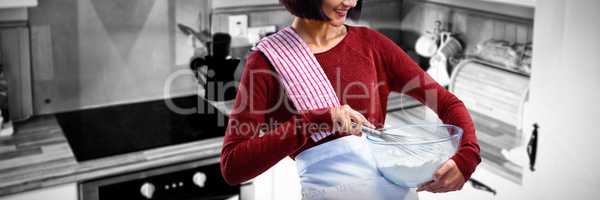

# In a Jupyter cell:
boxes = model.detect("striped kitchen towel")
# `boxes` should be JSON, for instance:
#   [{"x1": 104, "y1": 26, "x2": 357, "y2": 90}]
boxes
[{"x1": 255, "y1": 26, "x2": 340, "y2": 142}]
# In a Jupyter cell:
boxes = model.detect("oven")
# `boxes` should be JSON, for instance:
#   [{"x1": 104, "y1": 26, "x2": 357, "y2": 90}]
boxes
[
  {"x1": 55, "y1": 95, "x2": 247, "y2": 199},
  {"x1": 79, "y1": 158, "x2": 247, "y2": 200}
]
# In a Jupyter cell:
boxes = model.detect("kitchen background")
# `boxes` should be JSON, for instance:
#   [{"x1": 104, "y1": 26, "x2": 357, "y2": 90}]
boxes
[{"x1": 0, "y1": 0, "x2": 598, "y2": 200}]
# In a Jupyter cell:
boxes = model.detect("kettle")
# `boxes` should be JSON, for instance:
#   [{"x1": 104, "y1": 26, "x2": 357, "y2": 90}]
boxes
[{"x1": 190, "y1": 33, "x2": 240, "y2": 101}]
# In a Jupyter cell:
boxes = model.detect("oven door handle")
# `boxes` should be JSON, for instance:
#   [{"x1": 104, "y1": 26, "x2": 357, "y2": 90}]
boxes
[
  {"x1": 527, "y1": 123, "x2": 539, "y2": 172},
  {"x1": 469, "y1": 178, "x2": 496, "y2": 196}
]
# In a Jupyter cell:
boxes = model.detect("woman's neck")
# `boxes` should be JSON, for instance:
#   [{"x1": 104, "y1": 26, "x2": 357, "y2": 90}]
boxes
[{"x1": 291, "y1": 18, "x2": 346, "y2": 47}]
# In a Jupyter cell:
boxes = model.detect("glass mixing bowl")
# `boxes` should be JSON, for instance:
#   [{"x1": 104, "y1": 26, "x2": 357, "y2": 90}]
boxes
[{"x1": 366, "y1": 124, "x2": 463, "y2": 188}]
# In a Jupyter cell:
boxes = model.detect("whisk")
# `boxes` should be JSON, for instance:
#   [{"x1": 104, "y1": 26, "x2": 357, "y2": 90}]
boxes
[
  {"x1": 354, "y1": 123, "x2": 424, "y2": 159},
  {"x1": 352, "y1": 122, "x2": 404, "y2": 142},
  {"x1": 354, "y1": 124, "x2": 453, "y2": 160}
]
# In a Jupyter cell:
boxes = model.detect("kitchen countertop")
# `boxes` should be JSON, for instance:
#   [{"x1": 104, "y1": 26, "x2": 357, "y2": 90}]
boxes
[
  {"x1": 0, "y1": 114, "x2": 224, "y2": 196},
  {"x1": 0, "y1": 94, "x2": 420, "y2": 196}
]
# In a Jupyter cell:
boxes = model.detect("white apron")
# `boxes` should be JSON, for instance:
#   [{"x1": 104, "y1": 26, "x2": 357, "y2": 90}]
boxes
[
  {"x1": 295, "y1": 135, "x2": 417, "y2": 200},
  {"x1": 255, "y1": 26, "x2": 417, "y2": 200}
]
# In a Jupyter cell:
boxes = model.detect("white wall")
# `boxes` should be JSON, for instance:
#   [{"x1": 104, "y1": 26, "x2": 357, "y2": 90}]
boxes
[{"x1": 29, "y1": 0, "x2": 198, "y2": 114}]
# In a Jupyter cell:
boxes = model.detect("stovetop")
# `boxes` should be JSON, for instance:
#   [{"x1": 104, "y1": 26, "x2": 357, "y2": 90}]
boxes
[{"x1": 56, "y1": 95, "x2": 228, "y2": 162}]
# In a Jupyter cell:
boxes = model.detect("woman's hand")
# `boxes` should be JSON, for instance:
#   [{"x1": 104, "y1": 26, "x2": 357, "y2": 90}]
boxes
[
  {"x1": 329, "y1": 105, "x2": 375, "y2": 136},
  {"x1": 417, "y1": 159, "x2": 466, "y2": 193}
]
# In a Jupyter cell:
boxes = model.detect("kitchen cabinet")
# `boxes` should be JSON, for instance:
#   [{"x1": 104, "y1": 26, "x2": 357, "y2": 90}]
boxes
[
  {"x1": 0, "y1": 183, "x2": 77, "y2": 200},
  {"x1": 425, "y1": 0, "x2": 534, "y2": 19},
  {"x1": 270, "y1": 157, "x2": 302, "y2": 200},
  {"x1": 428, "y1": 0, "x2": 534, "y2": 8},
  {"x1": 0, "y1": 8, "x2": 27, "y2": 22},
  {"x1": 0, "y1": 0, "x2": 37, "y2": 9},
  {"x1": 421, "y1": 0, "x2": 600, "y2": 199},
  {"x1": 0, "y1": 25, "x2": 34, "y2": 121},
  {"x1": 487, "y1": 0, "x2": 600, "y2": 199},
  {"x1": 212, "y1": 0, "x2": 278, "y2": 9},
  {"x1": 480, "y1": 0, "x2": 535, "y2": 7},
  {"x1": 252, "y1": 157, "x2": 302, "y2": 200},
  {"x1": 505, "y1": 0, "x2": 600, "y2": 198}
]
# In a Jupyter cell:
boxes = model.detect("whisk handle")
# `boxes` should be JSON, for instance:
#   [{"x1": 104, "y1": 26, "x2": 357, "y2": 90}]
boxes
[{"x1": 351, "y1": 122, "x2": 383, "y2": 136}]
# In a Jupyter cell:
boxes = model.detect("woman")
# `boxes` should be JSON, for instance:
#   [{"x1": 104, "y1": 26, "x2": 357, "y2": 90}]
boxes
[{"x1": 220, "y1": 0, "x2": 480, "y2": 199}]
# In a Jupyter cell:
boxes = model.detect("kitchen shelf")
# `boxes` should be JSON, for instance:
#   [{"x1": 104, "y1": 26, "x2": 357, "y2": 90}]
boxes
[
  {"x1": 424, "y1": 0, "x2": 535, "y2": 19},
  {"x1": 0, "y1": 0, "x2": 37, "y2": 9},
  {"x1": 481, "y1": 0, "x2": 535, "y2": 8}
]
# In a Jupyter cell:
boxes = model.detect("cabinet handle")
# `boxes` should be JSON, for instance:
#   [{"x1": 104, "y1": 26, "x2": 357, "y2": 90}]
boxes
[
  {"x1": 469, "y1": 178, "x2": 496, "y2": 195},
  {"x1": 527, "y1": 123, "x2": 539, "y2": 171}
]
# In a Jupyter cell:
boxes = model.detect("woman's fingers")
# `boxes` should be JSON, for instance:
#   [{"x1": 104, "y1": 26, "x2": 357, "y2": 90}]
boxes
[
  {"x1": 332, "y1": 113, "x2": 352, "y2": 133},
  {"x1": 332, "y1": 118, "x2": 341, "y2": 133},
  {"x1": 425, "y1": 178, "x2": 445, "y2": 192},
  {"x1": 329, "y1": 105, "x2": 374, "y2": 136},
  {"x1": 341, "y1": 115, "x2": 353, "y2": 133},
  {"x1": 330, "y1": 106, "x2": 345, "y2": 133},
  {"x1": 416, "y1": 181, "x2": 434, "y2": 192},
  {"x1": 433, "y1": 160, "x2": 454, "y2": 181},
  {"x1": 418, "y1": 160, "x2": 467, "y2": 193},
  {"x1": 347, "y1": 109, "x2": 375, "y2": 129},
  {"x1": 348, "y1": 111, "x2": 365, "y2": 136},
  {"x1": 351, "y1": 122, "x2": 363, "y2": 136},
  {"x1": 418, "y1": 162, "x2": 449, "y2": 192}
]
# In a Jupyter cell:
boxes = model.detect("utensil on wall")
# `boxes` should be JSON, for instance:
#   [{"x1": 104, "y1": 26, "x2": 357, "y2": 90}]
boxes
[
  {"x1": 415, "y1": 21, "x2": 443, "y2": 58},
  {"x1": 427, "y1": 32, "x2": 463, "y2": 86},
  {"x1": 437, "y1": 32, "x2": 463, "y2": 58},
  {"x1": 177, "y1": 23, "x2": 212, "y2": 58},
  {"x1": 415, "y1": 33, "x2": 439, "y2": 57},
  {"x1": 428, "y1": 54, "x2": 450, "y2": 85}
]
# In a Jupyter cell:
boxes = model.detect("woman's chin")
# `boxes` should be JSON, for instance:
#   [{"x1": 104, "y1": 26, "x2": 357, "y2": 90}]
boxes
[{"x1": 329, "y1": 20, "x2": 346, "y2": 27}]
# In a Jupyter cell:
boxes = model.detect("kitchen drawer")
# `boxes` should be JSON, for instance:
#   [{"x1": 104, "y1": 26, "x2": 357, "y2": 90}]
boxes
[{"x1": 0, "y1": 183, "x2": 77, "y2": 200}]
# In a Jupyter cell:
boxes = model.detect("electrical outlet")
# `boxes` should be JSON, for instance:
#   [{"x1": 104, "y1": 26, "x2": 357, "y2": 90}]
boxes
[
  {"x1": 247, "y1": 26, "x2": 277, "y2": 45},
  {"x1": 228, "y1": 15, "x2": 248, "y2": 38}
]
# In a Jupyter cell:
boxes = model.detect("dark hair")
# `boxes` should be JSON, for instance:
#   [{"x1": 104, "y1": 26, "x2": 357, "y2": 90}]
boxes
[{"x1": 279, "y1": 0, "x2": 362, "y2": 21}]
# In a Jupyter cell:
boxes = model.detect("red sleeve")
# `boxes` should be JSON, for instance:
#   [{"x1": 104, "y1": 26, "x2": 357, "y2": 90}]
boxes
[
  {"x1": 220, "y1": 51, "x2": 332, "y2": 185},
  {"x1": 371, "y1": 30, "x2": 481, "y2": 180}
]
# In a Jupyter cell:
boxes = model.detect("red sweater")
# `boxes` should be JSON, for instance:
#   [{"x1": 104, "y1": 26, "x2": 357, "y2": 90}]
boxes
[{"x1": 220, "y1": 26, "x2": 480, "y2": 185}]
